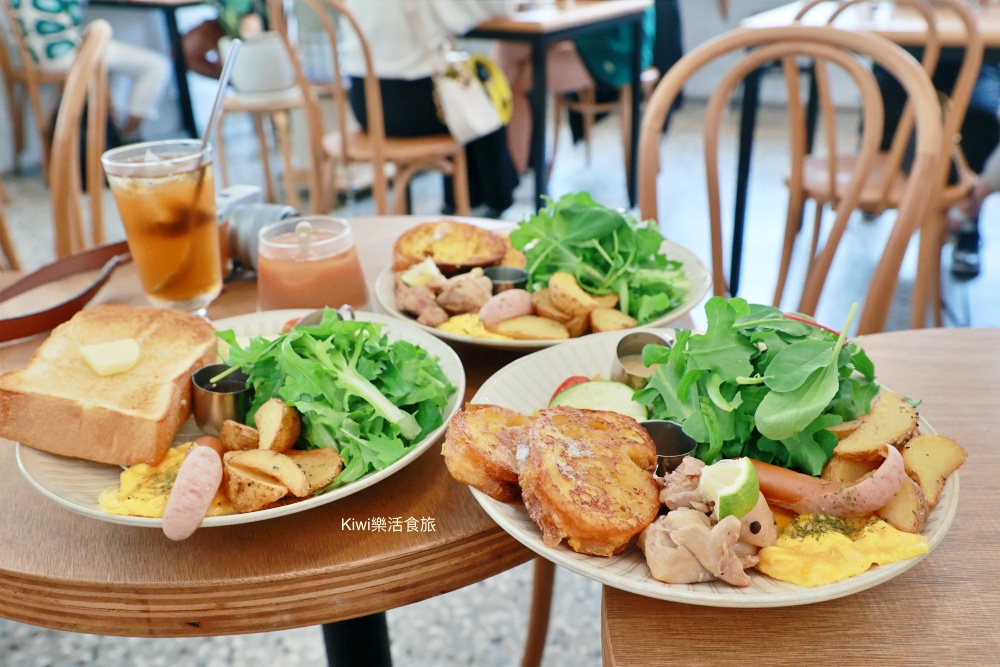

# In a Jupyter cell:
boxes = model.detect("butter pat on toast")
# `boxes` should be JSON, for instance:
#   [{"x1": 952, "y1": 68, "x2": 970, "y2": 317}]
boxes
[
  {"x1": 0, "y1": 305, "x2": 217, "y2": 466},
  {"x1": 519, "y1": 407, "x2": 659, "y2": 557}
]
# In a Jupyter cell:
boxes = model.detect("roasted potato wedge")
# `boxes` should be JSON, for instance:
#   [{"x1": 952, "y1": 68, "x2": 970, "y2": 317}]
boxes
[
  {"x1": 902, "y1": 433, "x2": 968, "y2": 508},
  {"x1": 548, "y1": 272, "x2": 597, "y2": 317},
  {"x1": 255, "y1": 398, "x2": 301, "y2": 453},
  {"x1": 590, "y1": 307, "x2": 637, "y2": 332},
  {"x1": 827, "y1": 418, "x2": 864, "y2": 441},
  {"x1": 223, "y1": 449, "x2": 310, "y2": 498},
  {"x1": 834, "y1": 392, "x2": 918, "y2": 461},
  {"x1": 223, "y1": 462, "x2": 288, "y2": 513},
  {"x1": 592, "y1": 293, "x2": 619, "y2": 309},
  {"x1": 285, "y1": 448, "x2": 344, "y2": 492},
  {"x1": 821, "y1": 454, "x2": 878, "y2": 484},
  {"x1": 532, "y1": 288, "x2": 574, "y2": 324},
  {"x1": 219, "y1": 419, "x2": 260, "y2": 452},
  {"x1": 493, "y1": 315, "x2": 570, "y2": 340},
  {"x1": 876, "y1": 476, "x2": 928, "y2": 534},
  {"x1": 563, "y1": 314, "x2": 589, "y2": 338}
]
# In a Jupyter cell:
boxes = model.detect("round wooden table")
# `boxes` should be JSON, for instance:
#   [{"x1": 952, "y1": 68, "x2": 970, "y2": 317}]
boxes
[
  {"x1": 0, "y1": 217, "x2": 543, "y2": 641},
  {"x1": 600, "y1": 327, "x2": 1000, "y2": 666}
]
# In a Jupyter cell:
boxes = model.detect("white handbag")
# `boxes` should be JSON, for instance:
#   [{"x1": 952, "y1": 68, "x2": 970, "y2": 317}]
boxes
[{"x1": 432, "y1": 55, "x2": 504, "y2": 144}]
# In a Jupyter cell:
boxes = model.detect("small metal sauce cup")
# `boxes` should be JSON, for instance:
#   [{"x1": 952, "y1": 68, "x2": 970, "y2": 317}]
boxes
[
  {"x1": 610, "y1": 331, "x2": 674, "y2": 390},
  {"x1": 482, "y1": 265, "x2": 528, "y2": 294},
  {"x1": 192, "y1": 363, "x2": 252, "y2": 436},
  {"x1": 640, "y1": 419, "x2": 697, "y2": 476}
]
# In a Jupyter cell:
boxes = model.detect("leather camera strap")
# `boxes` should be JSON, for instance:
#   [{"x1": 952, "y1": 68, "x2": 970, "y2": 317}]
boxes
[{"x1": 0, "y1": 241, "x2": 132, "y2": 343}]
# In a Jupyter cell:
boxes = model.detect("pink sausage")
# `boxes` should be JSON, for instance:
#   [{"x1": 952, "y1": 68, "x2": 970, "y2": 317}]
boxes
[
  {"x1": 479, "y1": 289, "x2": 533, "y2": 328},
  {"x1": 162, "y1": 444, "x2": 223, "y2": 541}
]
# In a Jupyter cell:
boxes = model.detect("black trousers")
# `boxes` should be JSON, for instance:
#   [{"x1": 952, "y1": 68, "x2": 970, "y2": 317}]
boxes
[{"x1": 348, "y1": 76, "x2": 519, "y2": 212}]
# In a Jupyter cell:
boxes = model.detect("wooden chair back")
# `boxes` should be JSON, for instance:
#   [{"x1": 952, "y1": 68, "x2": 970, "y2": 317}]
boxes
[
  {"x1": 795, "y1": 0, "x2": 981, "y2": 208},
  {"x1": 269, "y1": 0, "x2": 387, "y2": 203},
  {"x1": 638, "y1": 25, "x2": 942, "y2": 335},
  {"x1": 49, "y1": 19, "x2": 110, "y2": 257}
]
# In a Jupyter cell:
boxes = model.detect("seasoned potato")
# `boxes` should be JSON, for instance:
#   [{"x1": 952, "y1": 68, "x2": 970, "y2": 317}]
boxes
[
  {"x1": 223, "y1": 449, "x2": 310, "y2": 498},
  {"x1": 392, "y1": 221, "x2": 507, "y2": 273},
  {"x1": 219, "y1": 419, "x2": 260, "y2": 452},
  {"x1": 548, "y1": 272, "x2": 598, "y2": 317},
  {"x1": 590, "y1": 307, "x2": 637, "y2": 332},
  {"x1": 821, "y1": 454, "x2": 878, "y2": 484},
  {"x1": 532, "y1": 288, "x2": 574, "y2": 324},
  {"x1": 902, "y1": 433, "x2": 968, "y2": 507},
  {"x1": 827, "y1": 418, "x2": 864, "y2": 441},
  {"x1": 285, "y1": 448, "x2": 344, "y2": 492},
  {"x1": 876, "y1": 476, "x2": 928, "y2": 534},
  {"x1": 834, "y1": 392, "x2": 918, "y2": 461},
  {"x1": 563, "y1": 314, "x2": 589, "y2": 338},
  {"x1": 494, "y1": 316, "x2": 570, "y2": 340},
  {"x1": 223, "y1": 462, "x2": 288, "y2": 513},
  {"x1": 255, "y1": 398, "x2": 301, "y2": 453},
  {"x1": 593, "y1": 293, "x2": 619, "y2": 309}
]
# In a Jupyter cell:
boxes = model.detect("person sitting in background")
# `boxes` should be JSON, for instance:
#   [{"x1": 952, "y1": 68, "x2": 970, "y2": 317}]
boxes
[
  {"x1": 875, "y1": 60, "x2": 1000, "y2": 280},
  {"x1": 10, "y1": 0, "x2": 170, "y2": 139},
  {"x1": 493, "y1": 4, "x2": 656, "y2": 175},
  {"x1": 181, "y1": 0, "x2": 264, "y2": 80},
  {"x1": 341, "y1": 0, "x2": 520, "y2": 217}
]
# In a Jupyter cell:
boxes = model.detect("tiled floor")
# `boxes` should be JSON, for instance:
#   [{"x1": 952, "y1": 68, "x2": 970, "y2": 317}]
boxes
[{"x1": 1, "y1": 93, "x2": 997, "y2": 667}]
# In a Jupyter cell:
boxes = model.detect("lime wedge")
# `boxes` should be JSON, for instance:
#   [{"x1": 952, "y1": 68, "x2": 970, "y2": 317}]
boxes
[{"x1": 697, "y1": 458, "x2": 759, "y2": 520}]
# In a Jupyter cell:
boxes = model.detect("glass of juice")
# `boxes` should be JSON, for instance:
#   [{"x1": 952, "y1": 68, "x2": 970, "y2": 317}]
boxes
[
  {"x1": 101, "y1": 139, "x2": 222, "y2": 316},
  {"x1": 256, "y1": 216, "x2": 369, "y2": 311}
]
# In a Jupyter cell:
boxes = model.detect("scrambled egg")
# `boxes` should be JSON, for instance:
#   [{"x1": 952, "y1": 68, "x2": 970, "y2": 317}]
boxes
[
  {"x1": 437, "y1": 313, "x2": 512, "y2": 340},
  {"x1": 755, "y1": 512, "x2": 928, "y2": 587},
  {"x1": 98, "y1": 443, "x2": 235, "y2": 518}
]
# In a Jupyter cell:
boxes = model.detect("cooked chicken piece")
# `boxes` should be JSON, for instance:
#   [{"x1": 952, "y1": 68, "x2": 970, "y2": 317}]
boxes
[
  {"x1": 396, "y1": 283, "x2": 449, "y2": 327},
  {"x1": 639, "y1": 508, "x2": 752, "y2": 587},
  {"x1": 659, "y1": 456, "x2": 710, "y2": 512},
  {"x1": 738, "y1": 492, "x2": 778, "y2": 548},
  {"x1": 436, "y1": 268, "x2": 494, "y2": 314}
]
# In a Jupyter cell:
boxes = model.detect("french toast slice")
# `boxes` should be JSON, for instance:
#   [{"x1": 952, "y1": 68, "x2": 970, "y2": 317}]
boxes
[
  {"x1": 519, "y1": 406, "x2": 659, "y2": 557},
  {"x1": 442, "y1": 404, "x2": 533, "y2": 502}
]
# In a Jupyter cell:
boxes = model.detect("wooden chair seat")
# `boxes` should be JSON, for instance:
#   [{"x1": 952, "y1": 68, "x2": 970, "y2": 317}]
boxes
[
  {"x1": 800, "y1": 152, "x2": 974, "y2": 212},
  {"x1": 221, "y1": 87, "x2": 304, "y2": 113},
  {"x1": 323, "y1": 131, "x2": 462, "y2": 164}
]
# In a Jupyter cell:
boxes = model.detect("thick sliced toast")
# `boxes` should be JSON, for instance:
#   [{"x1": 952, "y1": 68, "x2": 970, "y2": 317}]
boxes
[
  {"x1": 0, "y1": 305, "x2": 217, "y2": 466},
  {"x1": 519, "y1": 406, "x2": 659, "y2": 557},
  {"x1": 442, "y1": 404, "x2": 532, "y2": 502}
]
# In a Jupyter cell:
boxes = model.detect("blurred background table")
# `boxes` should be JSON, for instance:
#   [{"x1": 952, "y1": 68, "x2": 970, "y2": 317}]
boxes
[
  {"x1": 89, "y1": 0, "x2": 203, "y2": 139},
  {"x1": 467, "y1": 0, "x2": 653, "y2": 209},
  {"x1": 729, "y1": 0, "x2": 1000, "y2": 295},
  {"x1": 601, "y1": 326, "x2": 1000, "y2": 666}
]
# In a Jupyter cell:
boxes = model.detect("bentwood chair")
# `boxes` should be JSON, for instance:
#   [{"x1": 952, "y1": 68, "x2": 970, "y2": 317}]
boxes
[
  {"x1": 638, "y1": 25, "x2": 942, "y2": 335},
  {"x1": 0, "y1": 173, "x2": 19, "y2": 270},
  {"x1": 48, "y1": 19, "x2": 110, "y2": 258},
  {"x1": 0, "y1": 0, "x2": 72, "y2": 180},
  {"x1": 271, "y1": 0, "x2": 471, "y2": 216},
  {"x1": 789, "y1": 0, "x2": 982, "y2": 329}
]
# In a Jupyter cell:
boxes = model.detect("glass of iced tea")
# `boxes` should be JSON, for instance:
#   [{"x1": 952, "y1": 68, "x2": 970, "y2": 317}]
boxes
[
  {"x1": 256, "y1": 216, "x2": 368, "y2": 311},
  {"x1": 101, "y1": 139, "x2": 222, "y2": 316}
]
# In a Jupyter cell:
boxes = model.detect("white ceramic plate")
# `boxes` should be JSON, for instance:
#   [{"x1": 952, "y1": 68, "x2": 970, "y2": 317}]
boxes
[
  {"x1": 373, "y1": 237, "x2": 712, "y2": 350},
  {"x1": 468, "y1": 330, "x2": 960, "y2": 608},
  {"x1": 16, "y1": 310, "x2": 466, "y2": 528}
]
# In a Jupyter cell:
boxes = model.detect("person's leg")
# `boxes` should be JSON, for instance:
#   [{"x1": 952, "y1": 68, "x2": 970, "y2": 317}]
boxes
[
  {"x1": 104, "y1": 40, "x2": 171, "y2": 137},
  {"x1": 182, "y1": 20, "x2": 226, "y2": 80}
]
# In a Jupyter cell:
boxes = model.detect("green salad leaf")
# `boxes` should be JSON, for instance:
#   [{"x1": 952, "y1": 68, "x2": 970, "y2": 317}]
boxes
[
  {"x1": 635, "y1": 297, "x2": 878, "y2": 476},
  {"x1": 215, "y1": 309, "x2": 456, "y2": 490},
  {"x1": 509, "y1": 192, "x2": 691, "y2": 324}
]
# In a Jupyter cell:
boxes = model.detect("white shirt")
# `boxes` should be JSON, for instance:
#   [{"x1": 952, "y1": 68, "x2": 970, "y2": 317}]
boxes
[{"x1": 341, "y1": 0, "x2": 516, "y2": 80}]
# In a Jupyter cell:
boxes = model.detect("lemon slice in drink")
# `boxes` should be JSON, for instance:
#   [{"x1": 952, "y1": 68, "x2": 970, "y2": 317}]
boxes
[{"x1": 697, "y1": 457, "x2": 759, "y2": 520}]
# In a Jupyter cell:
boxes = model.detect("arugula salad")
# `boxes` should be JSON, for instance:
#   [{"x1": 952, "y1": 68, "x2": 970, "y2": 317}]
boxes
[
  {"x1": 509, "y1": 192, "x2": 691, "y2": 324},
  {"x1": 635, "y1": 297, "x2": 880, "y2": 476},
  {"x1": 216, "y1": 310, "x2": 456, "y2": 489}
]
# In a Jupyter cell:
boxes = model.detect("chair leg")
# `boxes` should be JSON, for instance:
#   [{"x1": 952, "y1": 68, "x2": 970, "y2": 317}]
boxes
[
  {"x1": 774, "y1": 190, "x2": 807, "y2": 308},
  {"x1": 216, "y1": 110, "x2": 230, "y2": 189},
  {"x1": 372, "y1": 159, "x2": 390, "y2": 216},
  {"x1": 451, "y1": 149, "x2": 472, "y2": 216},
  {"x1": 271, "y1": 109, "x2": 301, "y2": 211},
  {"x1": 910, "y1": 208, "x2": 946, "y2": 329},
  {"x1": 251, "y1": 111, "x2": 276, "y2": 203},
  {"x1": 807, "y1": 198, "x2": 824, "y2": 265},
  {"x1": 520, "y1": 558, "x2": 555, "y2": 667},
  {"x1": 547, "y1": 95, "x2": 563, "y2": 182},
  {"x1": 25, "y1": 80, "x2": 51, "y2": 181},
  {"x1": 0, "y1": 176, "x2": 7, "y2": 203},
  {"x1": 0, "y1": 201, "x2": 21, "y2": 271},
  {"x1": 5, "y1": 81, "x2": 24, "y2": 171},
  {"x1": 619, "y1": 85, "x2": 633, "y2": 190}
]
